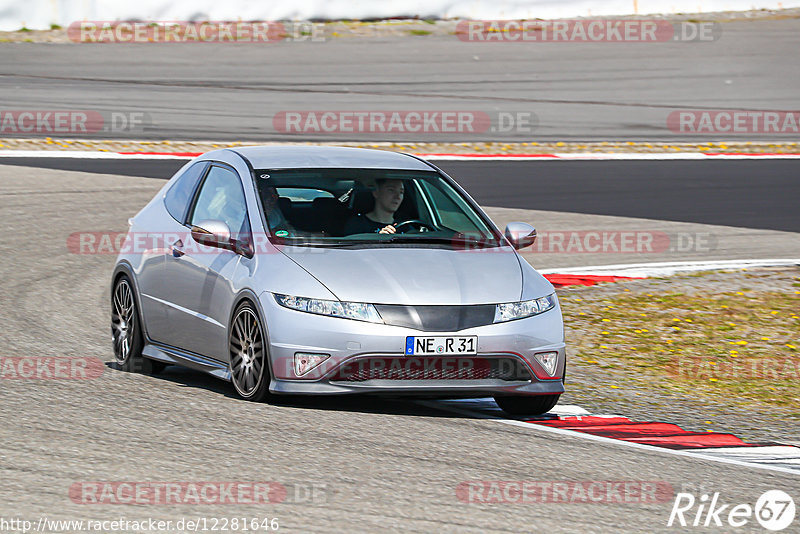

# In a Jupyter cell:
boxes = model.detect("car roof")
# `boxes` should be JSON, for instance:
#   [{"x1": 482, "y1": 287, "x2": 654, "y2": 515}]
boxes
[{"x1": 230, "y1": 146, "x2": 434, "y2": 171}]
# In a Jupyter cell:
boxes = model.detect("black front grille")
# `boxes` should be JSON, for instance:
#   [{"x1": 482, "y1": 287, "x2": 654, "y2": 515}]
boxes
[
  {"x1": 374, "y1": 304, "x2": 496, "y2": 332},
  {"x1": 329, "y1": 357, "x2": 531, "y2": 382}
]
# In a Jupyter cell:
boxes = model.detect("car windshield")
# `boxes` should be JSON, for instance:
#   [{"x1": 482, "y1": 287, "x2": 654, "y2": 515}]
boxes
[{"x1": 253, "y1": 168, "x2": 503, "y2": 248}]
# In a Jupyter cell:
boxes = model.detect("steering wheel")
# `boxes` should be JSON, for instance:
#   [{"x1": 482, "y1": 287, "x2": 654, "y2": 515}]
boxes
[{"x1": 393, "y1": 219, "x2": 437, "y2": 233}]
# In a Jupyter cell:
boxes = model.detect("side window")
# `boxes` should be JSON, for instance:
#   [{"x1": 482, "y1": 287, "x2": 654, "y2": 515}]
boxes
[
  {"x1": 421, "y1": 181, "x2": 473, "y2": 230},
  {"x1": 164, "y1": 162, "x2": 208, "y2": 222},
  {"x1": 189, "y1": 165, "x2": 249, "y2": 234}
]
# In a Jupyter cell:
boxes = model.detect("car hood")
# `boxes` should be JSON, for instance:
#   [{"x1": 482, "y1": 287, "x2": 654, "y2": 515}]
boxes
[{"x1": 278, "y1": 245, "x2": 542, "y2": 305}]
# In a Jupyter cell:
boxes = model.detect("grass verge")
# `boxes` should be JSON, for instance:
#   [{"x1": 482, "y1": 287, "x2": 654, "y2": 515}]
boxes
[{"x1": 560, "y1": 277, "x2": 799, "y2": 412}]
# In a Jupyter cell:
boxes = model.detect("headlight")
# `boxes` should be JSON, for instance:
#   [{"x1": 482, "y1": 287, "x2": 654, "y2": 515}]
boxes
[
  {"x1": 274, "y1": 294, "x2": 383, "y2": 324},
  {"x1": 494, "y1": 294, "x2": 557, "y2": 323}
]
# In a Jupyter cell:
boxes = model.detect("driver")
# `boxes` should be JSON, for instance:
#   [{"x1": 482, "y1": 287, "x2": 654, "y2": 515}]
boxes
[{"x1": 343, "y1": 178, "x2": 404, "y2": 235}]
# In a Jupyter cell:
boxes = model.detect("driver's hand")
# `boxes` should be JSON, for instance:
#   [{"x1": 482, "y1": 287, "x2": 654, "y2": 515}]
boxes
[{"x1": 379, "y1": 224, "x2": 396, "y2": 234}]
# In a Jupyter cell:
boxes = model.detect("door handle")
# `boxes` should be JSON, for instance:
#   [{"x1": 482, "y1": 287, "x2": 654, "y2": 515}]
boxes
[{"x1": 170, "y1": 239, "x2": 185, "y2": 257}]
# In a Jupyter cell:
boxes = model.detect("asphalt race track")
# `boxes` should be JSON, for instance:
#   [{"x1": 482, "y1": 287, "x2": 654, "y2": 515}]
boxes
[
  {"x1": 1, "y1": 17, "x2": 799, "y2": 142},
  {"x1": 2, "y1": 15, "x2": 800, "y2": 533},
  {"x1": 3, "y1": 157, "x2": 799, "y2": 232}
]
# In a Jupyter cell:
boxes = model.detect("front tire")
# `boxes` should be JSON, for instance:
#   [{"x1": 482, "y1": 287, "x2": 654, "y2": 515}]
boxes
[
  {"x1": 111, "y1": 276, "x2": 165, "y2": 374},
  {"x1": 493, "y1": 394, "x2": 560, "y2": 416},
  {"x1": 229, "y1": 302, "x2": 271, "y2": 402}
]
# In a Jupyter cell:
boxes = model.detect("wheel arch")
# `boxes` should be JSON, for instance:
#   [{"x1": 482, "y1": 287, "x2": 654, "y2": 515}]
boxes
[
  {"x1": 111, "y1": 261, "x2": 134, "y2": 287},
  {"x1": 228, "y1": 288, "x2": 267, "y2": 327},
  {"x1": 228, "y1": 288, "x2": 274, "y2": 377}
]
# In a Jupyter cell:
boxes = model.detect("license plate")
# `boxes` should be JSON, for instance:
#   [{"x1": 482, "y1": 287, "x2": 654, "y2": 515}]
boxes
[{"x1": 405, "y1": 336, "x2": 477, "y2": 356}]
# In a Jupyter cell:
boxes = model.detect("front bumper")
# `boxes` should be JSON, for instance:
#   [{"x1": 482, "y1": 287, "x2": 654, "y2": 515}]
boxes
[{"x1": 259, "y1": 292, "x2": 566, "y2": 396}]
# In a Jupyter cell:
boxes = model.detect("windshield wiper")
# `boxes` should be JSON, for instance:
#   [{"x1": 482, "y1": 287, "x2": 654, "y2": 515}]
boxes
[
  {"x1": 278, "y1": 239, "x2": 377, "y2": 248},
  {"x1": 276, "y1": 236, "x2": 500, "y2": 248},
  {"x1": 385, "y1": 235, "x2": 499, "y2": 248}
]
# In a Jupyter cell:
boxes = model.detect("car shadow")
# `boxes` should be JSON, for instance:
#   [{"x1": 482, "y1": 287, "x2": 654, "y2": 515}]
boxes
[
  {"x1": 105, "y1": 361, "x2": 489, "y2": 418},
  {"x1": 105, "y1": 361, "x2": 234, "y2": 397}
]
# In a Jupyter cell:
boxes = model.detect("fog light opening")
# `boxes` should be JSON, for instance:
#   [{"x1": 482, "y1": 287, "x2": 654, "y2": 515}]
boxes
[
  {"x1": 294, "y1": 352, "x2": 330, "y2": 377},
  {"x1": 534, "y1": 351, "x2": 559, "y2": 376}
]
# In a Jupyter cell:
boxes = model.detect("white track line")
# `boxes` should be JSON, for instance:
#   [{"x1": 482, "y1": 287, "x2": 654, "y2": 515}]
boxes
[
  {"x1": 695, "y1": 447, "x2": 800, "y2": 469},
  {"x1": 540, "y1": 258, "x2": 800, "y2": 278},
  {"x1": 420, "y1": 153, "x2": 800, "y2": 161},
  {"x1": 420, "y1": 400, "x2": 800, "y2": 476},
  {"x1": 437, "y1": 398, "x2": 590, "y2": 416},
  {"x1": 554, "y1": 153, "x2": 800, "y2": 161},
  {"x1": 0, "y1": 150, "x2": 193, "y2": 159},
  {"x1": 1, "y1": 150, "x2": 800, "y2": 161}
]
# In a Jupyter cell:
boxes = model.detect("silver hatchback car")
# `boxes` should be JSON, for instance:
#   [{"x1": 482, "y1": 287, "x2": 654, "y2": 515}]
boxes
[{"x1": 111, "y1": 146, "x2": 566, "y2": 415}]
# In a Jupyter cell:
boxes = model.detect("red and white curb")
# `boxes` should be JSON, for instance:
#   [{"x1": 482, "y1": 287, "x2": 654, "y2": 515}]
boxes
[
  {"x1": 543, "y1": 274, "x2": 644, "y2": 287},
  {"x1": 437, "y1": 259, "x2": 800, "y2": 474},
  {"x1": 540, "y1": 259, "x2": 800, "y2": 287},
  {"x1": 0, "y1": 150, "x2": 196, "y2": 159},
  {"x1": 1, "y1": 149, "x2": 800, "y2": 161},
  {"x1": 426, "y1": 399, "x2": 800, "y2": 475}
]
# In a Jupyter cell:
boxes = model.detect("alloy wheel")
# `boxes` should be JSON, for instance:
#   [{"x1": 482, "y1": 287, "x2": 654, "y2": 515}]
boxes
[
  {"x1": 112, "y1": 279, "x2": 135, "y2": 364},
  {"x1": 230, "y1": 306, "x2": 266, "y2": 397}
]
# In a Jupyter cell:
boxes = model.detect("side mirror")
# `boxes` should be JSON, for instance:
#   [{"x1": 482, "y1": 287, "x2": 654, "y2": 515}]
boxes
[
  {"x1": 504, "y1": 222, "x2": 537, "y2": 250},
  {"x1": 191, "y1": 219, "x2": 233, "y2": 250}
]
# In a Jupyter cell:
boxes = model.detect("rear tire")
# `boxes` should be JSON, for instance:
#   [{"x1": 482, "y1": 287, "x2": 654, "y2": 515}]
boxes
[
  {"x1": 493, "y1": 394, "x2": 560, "y2": 416},
  {"x1": 229, "y1": 302, "x2": 271, "y2": 402},
  {"x1": 111, "y1": 275, "x2": 164, "y2": 374}
]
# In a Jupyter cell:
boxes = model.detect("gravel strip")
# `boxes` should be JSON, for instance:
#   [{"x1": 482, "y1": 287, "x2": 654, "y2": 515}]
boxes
[
  {"x1": 558, "y1": 267, "x2": 800, "y2": 445},
  {"x1": 1, "y1": 138, "x2": 798, "y2": 155}
]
